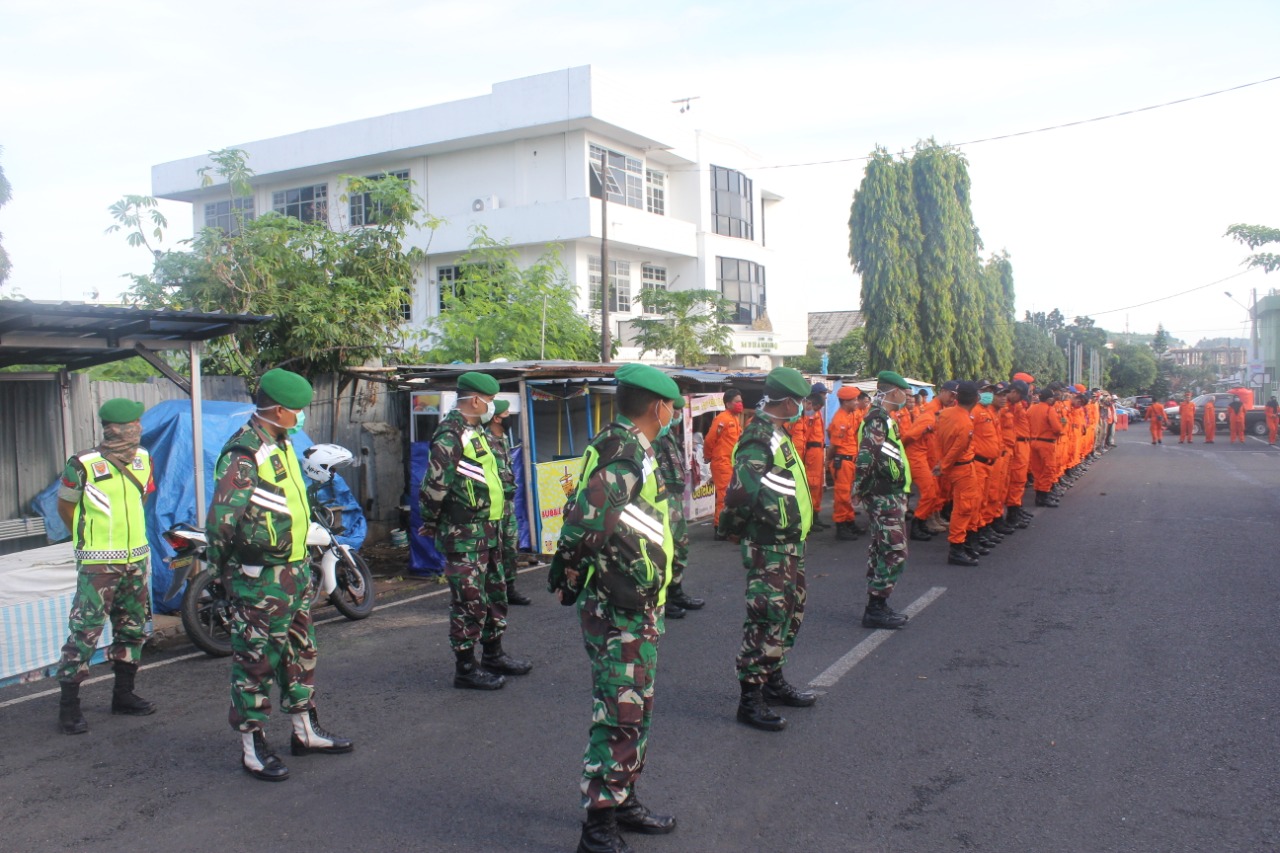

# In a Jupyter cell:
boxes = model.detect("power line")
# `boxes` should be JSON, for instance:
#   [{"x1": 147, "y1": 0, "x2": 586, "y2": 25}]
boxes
[{"x1": 1080, "y1": 270, "x2": 1252, "y2": 317}]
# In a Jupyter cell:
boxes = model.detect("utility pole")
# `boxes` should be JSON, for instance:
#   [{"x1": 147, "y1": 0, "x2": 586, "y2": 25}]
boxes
[{"x1": 600, "y1": 190, "x2": 611, "y2": 363}]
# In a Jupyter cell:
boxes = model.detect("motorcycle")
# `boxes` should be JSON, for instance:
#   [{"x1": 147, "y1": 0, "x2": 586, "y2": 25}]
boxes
[{"x1": 162, "y1": 444, "x2": 376, "y2": 657}]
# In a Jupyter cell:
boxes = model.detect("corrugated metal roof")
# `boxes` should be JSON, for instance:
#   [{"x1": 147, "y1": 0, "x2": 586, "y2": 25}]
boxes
[{"x1": 808, "y1": 311, "x2": 864, "y2": 349}]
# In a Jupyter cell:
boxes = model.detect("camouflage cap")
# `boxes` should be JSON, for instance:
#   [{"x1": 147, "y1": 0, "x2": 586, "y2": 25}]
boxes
[
  {"x1": 615, "y1": 363, "x2": 682, "y2": 401},
  {"x1": 764, "y1": 367, "x2": 810, "y2": 400},
  {"x1": 457, "y1": 371, "x2": 500, "y2": 396},
  {"x1": 877, "y1": 370, "x2": 910, "y2": 390},
  {"x1": 259, "y1": 368, "x2": 313, "y2": 409},
  {"x1": 98, "y1": 398, "x2": 145, "y2": 424}
]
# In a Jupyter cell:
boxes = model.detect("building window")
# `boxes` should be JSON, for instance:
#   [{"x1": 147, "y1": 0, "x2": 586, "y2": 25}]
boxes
[
  {"x1": 437, "y1": 265, "x2": 464, "y2": 312},
  {"x1": 641, "y1": 265, "x2": 667, "y2": 294},
  {"x1": 711, "y1": 165, "x2": 754, "y2": 240},
  {"x1": 589, "y1": 144, "x2": 643, "y2": 209},
  {"x1": 272, "y1": 183, "x2": 328, "y2": 223},
  {"x1": 646, "y1": 170, "x2": 665, "y2": 216},
  {"x1": 589, "y1": 257, "x2": 631, "y2": 313},
  {"x1": 350, "y1": 169, "x2": 410, "y2": 226},
  {"x1": 203, "y1": 197, "x2": 254, "y2": 235},
  {"x1": 717, "y1": 257, "x2": 766, "y2": 325}
]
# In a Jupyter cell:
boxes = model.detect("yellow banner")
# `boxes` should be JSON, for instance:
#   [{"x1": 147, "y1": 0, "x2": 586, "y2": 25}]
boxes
[{"x1": 535, "y1": 457, "x2": 584, "y2": 554}]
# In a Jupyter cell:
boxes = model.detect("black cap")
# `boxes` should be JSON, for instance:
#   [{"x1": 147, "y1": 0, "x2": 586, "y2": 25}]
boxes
[
  {"x1": 810, "y1": 382, "x2": 829, "y2": 396},
  {"x1": 956, "y1": 381, "x2": 980, "y2": 404},
  {"x1": 940, "y1": 380, "x2": 961, "y2": 393},
  {"x1": 993, "y1": 381, "x2": 1012, "y2": 394}
]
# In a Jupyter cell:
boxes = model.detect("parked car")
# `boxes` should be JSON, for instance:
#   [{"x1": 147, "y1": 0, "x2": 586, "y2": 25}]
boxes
[
  {"x1": 1132, "y1": 395, "x2": 1154, "y2": 418},
  {"x1": 1163, "y1": 393, "x2": 1268, "y2": 436}
]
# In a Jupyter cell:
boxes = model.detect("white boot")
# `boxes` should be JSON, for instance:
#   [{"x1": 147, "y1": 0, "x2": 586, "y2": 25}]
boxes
[
  {"x1": 290, "y1": 708, "x2": 353, "y2": 755},
  {"x1": 241, "y1": 730, "x2": 288, "y2": 781}
]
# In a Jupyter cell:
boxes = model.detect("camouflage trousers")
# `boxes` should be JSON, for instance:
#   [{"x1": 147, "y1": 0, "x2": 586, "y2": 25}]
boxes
[
  {"x1": 445, "y1": 547, "x2": 508, "y2": 652},
  {"x1": 57, "y1": 559, "x2": 151, "y2": 684},
  {"x1": 736, "y1": 540, "x2": 807, "y2": 685},
  {"x1": 227, "y1": 562, "x2": 316, "y2": 733},
  {"x1": 669, "y1": 498, "x2": 689, "y2": 588},
  {"x1": 578, "y1": 586, "x2": 661, "y2": 809},
  {"x1": 864, "y1": 492, "x2": 908, "y2": 597},
  {"x1": 499, "y1": 507, "x2": 520, "y2": 586}
]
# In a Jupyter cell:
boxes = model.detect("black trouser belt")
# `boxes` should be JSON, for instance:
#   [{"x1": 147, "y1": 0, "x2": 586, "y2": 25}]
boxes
[
  {"x1": 1034, "y1": 437, "x2": 1056, "y2": 443},
  {"x1": 953, "y1": 459, "x2": 973, "y2": 466},
  {"x1": 806, "y1": 442, "x2": 823, "y2": 449},
  {"x1": 835, "y1": 453, "x2": 855, "y2": 460},
  {"x1": 1017, "y1": 437, "x2": 1033, "y2": 442},
  {"x1": 974, "y1": 454, "x2": 995, "y2": 465}
]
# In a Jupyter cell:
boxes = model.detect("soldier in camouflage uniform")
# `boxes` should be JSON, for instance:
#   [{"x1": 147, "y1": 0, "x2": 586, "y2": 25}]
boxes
[
  {"x1": 652, "y1": 396, "x2": 705, "y2": 620},
  {"x1": 549, "y1": 363, "x2": 682, "y2": 853},
  {"x1": 486, "y1": 398, "x2": 530, "y2": 606},
  {"x1": 855, "y1": 371, "x2": 914, "y2": 630},
  {"x1": 55, "y1": 398, "x2": 157, "y2": 734},
  {"x1": 419, "y1": 371, "x2": 531, "y2": 691},
  {"x1": 719, "y1": 367, "x2": 819, "y2": 733},
  {"x1": 207, "y1": 368, "x2": 352, "y2": 782}
]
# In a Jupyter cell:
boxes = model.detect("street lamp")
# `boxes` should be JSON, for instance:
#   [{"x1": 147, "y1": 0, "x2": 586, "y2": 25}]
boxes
[{"x1": 1224, "y1": 291, "x2": 1259, "y2": 386}]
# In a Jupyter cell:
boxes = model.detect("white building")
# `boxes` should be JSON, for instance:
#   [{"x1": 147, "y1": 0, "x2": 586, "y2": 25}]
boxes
[{"x1": 152, "y1": 66, "x2": 805, "y2": 368}]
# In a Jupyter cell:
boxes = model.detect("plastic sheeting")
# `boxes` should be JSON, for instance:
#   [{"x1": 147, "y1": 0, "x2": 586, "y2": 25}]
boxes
[
  {"x1": 407, "y1": 441, "x2": 530, "y2": 576},
  {"x1": 31, "y1": 400, "x2": 365, "y2": 613}
]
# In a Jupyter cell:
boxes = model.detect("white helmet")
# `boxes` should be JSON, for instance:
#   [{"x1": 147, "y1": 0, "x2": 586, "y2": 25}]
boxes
[{"x1": 302, "y1": 443, "x2": 353, "y2": 484}]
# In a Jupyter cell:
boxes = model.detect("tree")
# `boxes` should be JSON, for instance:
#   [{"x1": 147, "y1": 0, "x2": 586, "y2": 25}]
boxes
[
  {"x1": 118, "y1": 148, "x2": 439, "y2": 377},
  {"x1": 629, "y1": 288, "x2": 733, "y2": 366},
  {"x1": 1011, "y1": 321, "x2": 1066, "y2": 381},
  {"x1": 0, "y1": 147, "x2": 11, "y2": 288},
  {"x1": 420, "y1": 226, "x2": 597, "y2": 363},
  {"x1": 1107, "y1": 343, "x2": 1157, "y2": 396},
  {"x1": 1225, "y1": 223, "x2": 1280, "y2": 273},
  {"x1": 826, "y1": 327, "x2": 869, "y2": 376},
  {"x1": 850, "y1": 148, "x2": 924, "y2": 376},
  {"x1": 979, "y1": 251, "x2": 1015, "y2": 381},
  {"x1": 1024, "y1": 308, "x2": 1066, "y2": 334},
  {"x1": 787, "y1": 342, "x2": 823, "y2": 373},
  {"x1": 1150, "y1": 323, "x2": 1170, "y2": 356}
]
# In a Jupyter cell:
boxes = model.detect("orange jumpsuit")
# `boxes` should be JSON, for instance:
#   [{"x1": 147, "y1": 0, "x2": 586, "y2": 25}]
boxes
[
  {"x1": 827, "y1": 406, "x2": 864, "y2": 524},
  {"x1": 901, "y1": 408, "x2": 940, "y2": 522},
  {"x1": 1147, "y1": 401, "x2": 1166, "y2": 444},
  {"x1": 704, "y1": 409, "x2": 742, "y2": 522},
  {"x1": 1005, "y1": 400, "x2": 1032, "y2": 509},
  {"x1": 937, "y1": 405, "x2": 979, "y2": 545},
  {"x1": 1178, "y1": 401, "x2": 1195, "y2": 443},
  {"x1": 1267, "y1": 402, "x2": 1279, "y2": 445},
  {"x1": 793, "y1": 409, "x2": 827, "y2": 510},
  {"x1": 1227, "y1": 404, "x2": 1246, "y2": 443},
  {"x1": 1028, "y1": 401, "x2": 1065, "y2": 492},
  {"x1": 1202, "y1": 401, "x2": 1215, "y2": 443},
  {"x1": 1052, "y1": 400, "x2": 1070, "y2": 482},
  {"x1": 970, "y1": 404, "x2": 1001, "y2": 530}
]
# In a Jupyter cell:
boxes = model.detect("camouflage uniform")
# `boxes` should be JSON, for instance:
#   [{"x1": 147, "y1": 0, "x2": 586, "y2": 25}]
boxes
[
  {"x1": 488, "y1": 423, "x2": 521, "y2": 589},
  {"x1": 719, "y1": 413, "x2": 812, "y2": 685},
  {"x1": 55, "y1": 448, "x2": 156, "y2": 683},
  {"x1": 652, "y1": 429, "x2": 689, "y2": 591},
  {"x1": 419, "y1": 408, "x2": 507, "y2": 652},
  {"x1": 855, "y1": 403, "x2": 912, "y2": 598},
  {"x1": 548, "y1": 417, "x2": 673, "y2": 809},
  {"x1": 207, "y1": 420, "x2": 317, "y2": 732}
]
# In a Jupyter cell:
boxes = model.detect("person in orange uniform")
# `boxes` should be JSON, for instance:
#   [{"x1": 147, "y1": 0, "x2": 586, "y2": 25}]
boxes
[
  {"x1": 985, "y1": 382, "x2": 1018, "y2": 536},
  {"x1": 1003, "y1": 379, "x2": 1034, "y2": 528},
  {"x1": 1177, "y1": 392, "x2": 1196, "y2": 444},
  {"x1": 1266, "y1": 396, "x2": 1279, "y2": 446},
  {"x1": 899, "y1": 393, "x2": 938, "y2": 542},
  {"x1": 969, "y1": 382, "x2": 1004, "y2": 549},
  {"x1": 794, "y1": 384, "x2": 830, "y2": 529},
  {"x1": 1227, "y1": 396, "x2": 1246, "y2": 443},
  {"x1": 1147, "y1": 395, "x2": 1167, "y2": 445},
  {"x1": 827, "y1": 386, "x2": 865, "y2": 541},
  {"x1": 1201, "y1": 397, "x2": 1216, "y2": 444},
  {"x1": 934, "y1": 381, "x2": 983, "y2": 566},
  {"x1": 705, "y1": 388, "x2": 743, "y2": 537},
  {"x1": 1028, "y1": 387, "x2": 1065, "y2": 507}
]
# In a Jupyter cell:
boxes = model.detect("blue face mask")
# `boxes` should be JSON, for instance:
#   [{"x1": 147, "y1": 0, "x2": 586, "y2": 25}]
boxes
[
  {"x1": 655, "y1": 402, "x2": 674, "y2": 439},
  {"x1": 979, "y1": 392, "x2": 994, "y2": 406},
  {"x1": 288, "y1": 409, "x2": 306, "y2": 435}
]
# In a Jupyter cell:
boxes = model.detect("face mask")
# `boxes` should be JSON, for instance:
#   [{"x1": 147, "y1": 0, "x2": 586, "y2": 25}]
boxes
[
  {"x1": 979, "y1": 392, "x2": 994, "y2": 405},
  {"x1": 729, "y1": 401, "x2": 744, "y2": 414},
  {"x1": 785, "y1": 399, "x2": 803, "y2": 424},
  {"x1": 289, "y1": 409, "x2": 306, "y2": 435},
  {"x1": 655, "y1": 402, "x2": 674, "y2": 439},
  {"x1": 479, "y1": 399, "x2": 496, "y2": 424}
]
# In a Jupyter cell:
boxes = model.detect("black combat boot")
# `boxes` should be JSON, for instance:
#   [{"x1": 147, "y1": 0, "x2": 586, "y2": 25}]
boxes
[
  {"x1": 992, "y1": 516, "x2": 1016, "y2": 535},
  {"x1": 1034, "y1": 491, "x2": 1059, "y2": 508},
  {"x1": 241, "y1": 730, "x2": 289, "y2": 781},
  {"x1": 667, "y1": 584, "x2": 705, "y2": 610},
  {"x1": 909, "y1": 516, "x2": 933, "y2": 541},
  {"x1": 481, "y1": 640, "x2": 533, "y2": 676},
  {"x1": 58, "y1": 682, "x2": 88, "y2": 735},
  {"x1": 615, "y1": 788, "x2": 677, "y2": 835},
  {"x1": 577, "y1": 807, "x2": 634, "y2": 853},
  {"x1": 1018, "y1": 506, "x2": 1035, "y2": 521},
  {"x1": 505, "y1": 579, "x2": 532, "y2": 606},
  {"x1": 836, "y1": 522, "x2": 859, "y2": 541},
  {"x1": 736, "y1": 682, "x2": 787, "y2": 731},
  {"x1": 947, "y1": 544, "x2": 979, "y2": 566},
  {"x1": 862, "y1": 595, "x2": 908, "y2": 629},
  {"x1": 664, "y1": 602, "x2": 686, "y2": 619},
  {"x1": 290, "y1": 708, "x2": 354, "y2": 755},
  {"x1": 110, "y1": 661, "x2": 156, "y2": 716},
  {"x1": 1007, "y1": 507, "x2": 1029, "y2": 529},
  {"x1": 966, "y1": 532, "x2": 990, "y2": 557},
  {"x1": 762, "y1": 670, "x2": 817, "y2": 707},
  {"x1": 978, "y1": 526, "x2": 1002, "y2": 546},
  {"x1": 455, "y1": 649, "x2": 505, "y2": 690}
]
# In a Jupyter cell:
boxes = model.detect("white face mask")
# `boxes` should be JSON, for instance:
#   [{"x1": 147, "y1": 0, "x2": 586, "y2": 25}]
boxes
[{"x1": 479, "y1": 399, "x2": 496, "y2": 424}]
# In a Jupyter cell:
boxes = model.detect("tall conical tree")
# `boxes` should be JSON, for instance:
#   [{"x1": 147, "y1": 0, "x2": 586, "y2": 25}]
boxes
[
  {"x1": 980, "y1": 251, "x2": 1015, "y2": 380},
  {"x1": 850, "y1": 147, "x2": 924, "y2": 375}
]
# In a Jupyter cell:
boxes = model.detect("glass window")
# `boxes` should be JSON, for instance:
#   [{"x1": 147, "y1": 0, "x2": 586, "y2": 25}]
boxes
[
  {"x1": 350, "y1": 169, "x2": 409, "y2": 226},
  {"x1": 589, "y1": 257, "x2": 632, "y2": 313},
  {"x1": 711, "y1": 165, "x2": 754, "y2": 240},
  {"x1": 272, "y1": 183, "x2": 328, "y2": 223},
  {"x1": 641, "y1": 264, "x2": 667, "y2": 294},
  {"x1": 589, "y1": 144, "x2": 644, "y2": 210},
  {"x1": 716, "y1": 256, "x2": 766, "y2": 325},
  {"x1": 203, "y1": 197, "x2": 255, "y2": 235},
  {"x1": 646, "y1": 170, "x2": 665, "y2": 216}
]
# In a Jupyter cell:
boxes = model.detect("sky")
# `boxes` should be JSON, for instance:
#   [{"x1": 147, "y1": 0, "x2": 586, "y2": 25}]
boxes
[{"x1": 1, "y1": 0, "x2": 1277, "y2": 349}]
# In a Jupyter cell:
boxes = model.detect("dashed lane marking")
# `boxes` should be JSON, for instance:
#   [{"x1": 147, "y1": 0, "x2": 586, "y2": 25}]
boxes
[{"x1": 808, "y1": 586, "x2": 947, "y2": 690}]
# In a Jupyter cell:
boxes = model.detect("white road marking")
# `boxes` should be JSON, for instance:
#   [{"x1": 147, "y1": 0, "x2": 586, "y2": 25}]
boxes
[
  {"x1": 808, "y1": 586, "x2": 947, "y2": 689},
  {"x1": 0, "y1": 564, "x2": 547, "y2": 710}
]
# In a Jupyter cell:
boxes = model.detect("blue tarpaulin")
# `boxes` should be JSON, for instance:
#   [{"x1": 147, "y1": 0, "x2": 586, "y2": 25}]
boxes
[{"x1": 32, "y1": 400, "x2": 365, "y2": 613}]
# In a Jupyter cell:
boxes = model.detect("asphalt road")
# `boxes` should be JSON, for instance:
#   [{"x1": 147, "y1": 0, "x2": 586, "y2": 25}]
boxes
[{"x1": 2, "y1": 425, "x2": 1278, "y2": 852}]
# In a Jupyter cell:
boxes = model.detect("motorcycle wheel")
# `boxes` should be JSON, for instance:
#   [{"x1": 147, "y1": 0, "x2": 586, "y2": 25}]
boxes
[
  {"x1": 180, "y1": 567, "x2": 235, "y2": 657},
  {"x1": 329, "y1": 549, "x2": 376, "y2": 620}
]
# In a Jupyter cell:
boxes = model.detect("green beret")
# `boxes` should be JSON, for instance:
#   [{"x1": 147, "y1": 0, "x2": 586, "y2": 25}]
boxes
[
  {"x1": 615, "y1": 363, "x2": 681, "y2": 401},
  {"x1": 764, "y1": 367, "x2": 811, "y2": 400},
  {"x1": 457, "y1": 371, "x2": 500, "y2": 396},
  {"x1": 99, "y1": 398, "x2": 144, "y2": 424},
  {"x1": 494, "y1": 398, "x2": 511, "y2": 416},
  {"x1": 877, "y1": 370, "x2": 911, "y2": 391},
  {"x1": 672, "y1": 393, "x2": 686, "y2": 409},
  {"x1": 259, "y1": 368, "x2": 314, "y2": 409}
]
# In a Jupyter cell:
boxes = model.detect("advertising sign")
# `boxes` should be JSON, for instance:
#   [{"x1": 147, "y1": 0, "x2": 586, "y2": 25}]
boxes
[{"x1": 534, "y1": 457, "x2": 584, "y2": 554}]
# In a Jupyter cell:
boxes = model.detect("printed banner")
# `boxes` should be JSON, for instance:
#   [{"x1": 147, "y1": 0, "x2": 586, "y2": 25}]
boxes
[{"x1": 535, "y1": 457, "x2": 584, "y2": 554}]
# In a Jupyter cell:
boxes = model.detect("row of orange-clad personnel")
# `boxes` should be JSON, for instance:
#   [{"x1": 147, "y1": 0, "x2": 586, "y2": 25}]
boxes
[{"x1": 701, "y1": 376, "x2": 1116, "y2": 565}]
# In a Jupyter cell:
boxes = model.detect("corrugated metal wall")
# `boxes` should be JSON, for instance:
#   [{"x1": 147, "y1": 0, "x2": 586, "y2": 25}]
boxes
[{"x1": 0, "y1": 378, "x2": 66, "y2": 554}]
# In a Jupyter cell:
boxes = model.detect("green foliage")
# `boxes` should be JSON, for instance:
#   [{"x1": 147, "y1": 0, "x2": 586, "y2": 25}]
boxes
[
  {"x1": 1011, "y1": 321, "x2": 1066, "y2": 382},
  {"x1": 1150, "y1": 324, "x2": 1169, "y2": 355},
  {"x1": 419, "y1": 226, "x2": 596, "y2": 363},
  {"x1": 1106, "y1": 343, "x2": 1157, "y2": 396},
  {"x1": 788, "y1": 342, "x2": 824, "y2": 373},
  {"x1": 1148, "y1": 362, "x2": 1172, "y2": 402},
  {"x1": 630, "y1": 288, "x2": 733, "y2": 366},
  {"x1": 0, "y1": 147, "x2": 11, "y2": 287},
  {"x1": 1024, "y1": 308, "x2": 1066, "y2": 333},
  {"x1": 1225, "y1": 223, "x2": 1280, "y2": 274},
  {"x1": 979, "y1": 252, "x2": 1014, "y2": 380},
  {"x1": 827, "y1": 327, "x2": 868, "y2": 375},
  {"x1": 118, "y1": 149, "x2": 438, "y2": 378},
  {"x1": 105, "y1": 195, "x2": 169, "y2": 252},
  {"x1": 1055, "y1": 315, "x2": 1107, "y2": 351}
]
